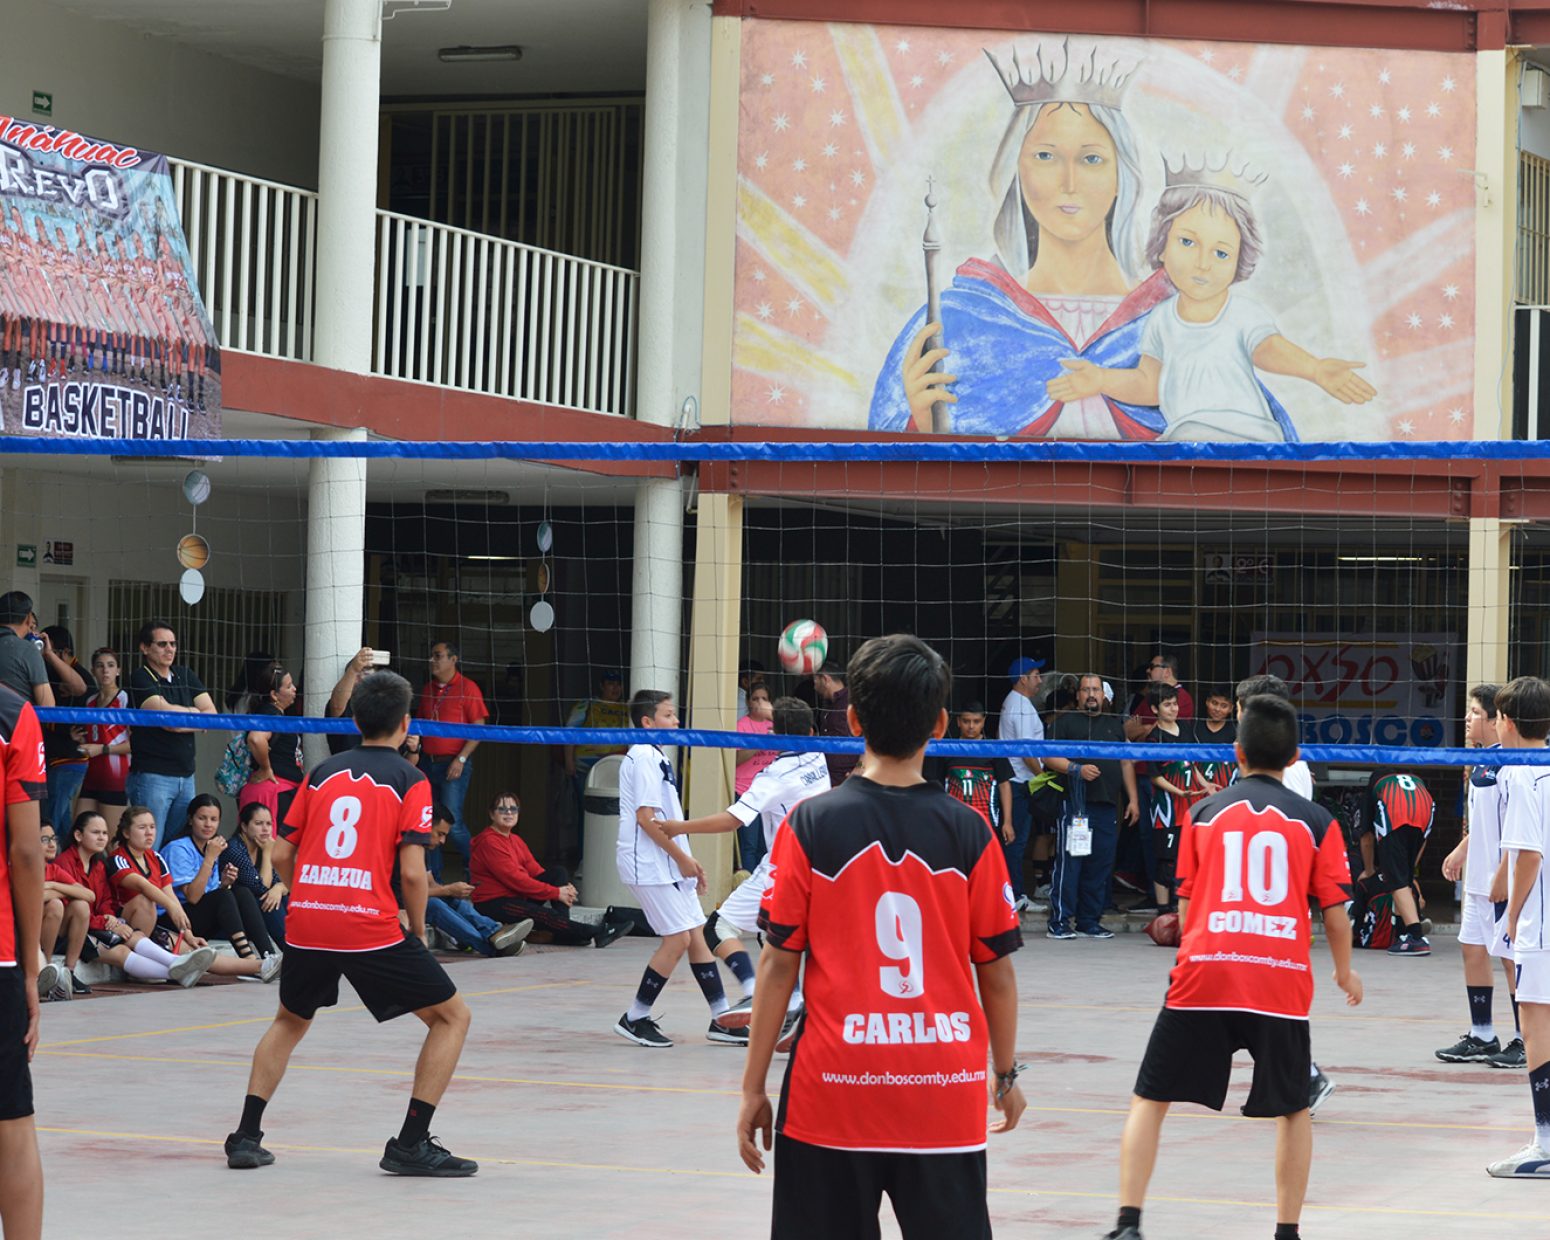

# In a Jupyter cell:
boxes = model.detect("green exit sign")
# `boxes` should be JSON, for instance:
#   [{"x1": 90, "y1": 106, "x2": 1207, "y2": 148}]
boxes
[{"x1": 31, "y1": 91, "x2": 51, "y2": 118}]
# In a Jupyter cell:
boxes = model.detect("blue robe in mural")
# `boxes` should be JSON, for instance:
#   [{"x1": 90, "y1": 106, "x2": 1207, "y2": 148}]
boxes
[{"x1": 868, "y1": 260, "x2": 1298, "y2": 441}]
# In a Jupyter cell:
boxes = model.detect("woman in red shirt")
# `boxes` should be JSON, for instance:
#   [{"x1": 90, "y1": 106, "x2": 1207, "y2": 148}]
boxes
[
  {"x1": 469, "y1": 791, "x2": 629, "y2": 947},
  {"x1": 56, "y1": 811, "x2": 217, "y2": 987},
  {"x1": 77, "y1": 648, "x2": 132, "y2": 835}
]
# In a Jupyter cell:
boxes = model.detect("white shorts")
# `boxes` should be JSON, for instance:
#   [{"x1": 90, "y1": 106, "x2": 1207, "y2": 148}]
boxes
[
  {"x1": 716, "y1": 858, "x2": 774, "y2": 936},
  {"x1": 1459, "y1": 892, "x2": 1514, "y2": 958},
  {"x1": 1514, "y1": 952, "x2": 1550, "y2": 1005},
  {"x1": 630, "y1": 881, "x2": 706, "y2": 936}
]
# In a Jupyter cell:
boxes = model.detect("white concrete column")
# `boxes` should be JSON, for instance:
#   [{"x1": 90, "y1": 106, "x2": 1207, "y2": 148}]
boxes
[
  {"x1": 629, "y1": 0, "x2": 711, "y2": 696},
  {"x1": 302, "y1": 0, "x2": 380, "y2": 756}
]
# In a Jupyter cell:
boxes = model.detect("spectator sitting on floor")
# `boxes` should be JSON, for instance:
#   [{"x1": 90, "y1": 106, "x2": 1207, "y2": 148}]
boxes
[
  {"x1": 77, "y1": 647, "x2": 132, "y2": 836},
  {"x1": 396, "y1": 803, "x2": 533, "y2": 958},
  {"x1": 734, "y1": 684, "x2": 777, "y2": 870},
  {"x1": 54, "y1": 810, "x2": 218, "y2": 987},
  {"x1": 470, "y1": 790, "x2": 631, "y2": 948},
  {"x1": 111, "y1": 805, "x2": 272, "y2": 984},
  {"x1": 239, "y1": 665, "x2": 304, "y2": 826},
  {"x1": 223, "y1": 802, "x2": 288, "y2": 948},
  {"x1": 40, "y1": 821, "x2": 93, "y2": 1001},
  {"x1": 163, "y1": 795, "x2": 280, "y2": 980}
]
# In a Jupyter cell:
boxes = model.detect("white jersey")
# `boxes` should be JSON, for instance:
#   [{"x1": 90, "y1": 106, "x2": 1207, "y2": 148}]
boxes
[
  {"x1": 1234, "y1": 760, "x2": 1312, "y2": 798},
  {"x1": 617, "y1": 743, "x2": 690, "y2": 887},
  {"x1": 719, "y1": 750, "x2": 832, "y2": 933},
  {"x1": 998, "y1": 689, "x2": 1045, "y2": 783},
  {"x1": 1499, "y1": 763, "x2": 1550, "y2": 956},
  {"x1": 1463, "y1": 750, "x2": 1504, "y2": 898}
]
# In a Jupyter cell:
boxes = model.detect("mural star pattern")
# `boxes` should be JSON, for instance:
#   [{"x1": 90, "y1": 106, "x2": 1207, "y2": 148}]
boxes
[{"x1": 733, "y1": 23, "x2": 1478, "y2": 439}]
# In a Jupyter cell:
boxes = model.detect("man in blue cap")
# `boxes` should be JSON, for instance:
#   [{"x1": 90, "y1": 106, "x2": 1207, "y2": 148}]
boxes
[{"x1": 999, "y1": 656, "x2": 1046, "y2": 913}]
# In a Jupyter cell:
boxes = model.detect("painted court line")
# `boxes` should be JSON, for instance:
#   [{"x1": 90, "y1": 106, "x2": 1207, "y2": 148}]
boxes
[{"x1": 34, "y1": 1127, "x2": 1550, "y2": 1222}]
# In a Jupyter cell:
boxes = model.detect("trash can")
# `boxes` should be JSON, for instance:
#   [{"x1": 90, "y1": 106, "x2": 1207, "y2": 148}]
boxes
[{"x1": 579, "y1": 755, "x2": 635, "y2": 910}]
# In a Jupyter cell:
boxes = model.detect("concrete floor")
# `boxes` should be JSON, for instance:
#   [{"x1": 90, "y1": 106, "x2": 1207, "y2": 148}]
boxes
[{"x1": 29, "y1": 930, "x2": 1548, "y2": 1239}]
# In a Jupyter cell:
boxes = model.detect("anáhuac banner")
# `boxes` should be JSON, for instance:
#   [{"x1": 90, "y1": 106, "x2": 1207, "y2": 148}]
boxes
[{"x1": 0, "y1": 118, "x2": 220, "y2": 441}]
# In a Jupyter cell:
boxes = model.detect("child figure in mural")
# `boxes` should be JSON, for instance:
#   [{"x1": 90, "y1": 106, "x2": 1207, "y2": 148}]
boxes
[{"x1": 1047, "y1": 157, "x2": 1377, "y2": 441}]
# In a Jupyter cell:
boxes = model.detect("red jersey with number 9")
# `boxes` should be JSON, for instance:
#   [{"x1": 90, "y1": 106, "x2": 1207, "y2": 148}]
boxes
[
  {"x1": 0, "y1": 686, "x2": 46, "y2": 967},
  {"x1": 759, "y1": 776, "x2": 1022, "y2": 1153},
  {"x1": 1169, "y1": 774, "x2": 1352, "y2": 1019},
  {"x1": 280, "y1": 745, "x2": 433, "y2": 952}
]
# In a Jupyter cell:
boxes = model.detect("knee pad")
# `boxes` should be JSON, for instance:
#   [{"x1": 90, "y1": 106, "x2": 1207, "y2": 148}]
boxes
[{"x1": 703, "y1": 910, "x2": 729, "y2": 953}]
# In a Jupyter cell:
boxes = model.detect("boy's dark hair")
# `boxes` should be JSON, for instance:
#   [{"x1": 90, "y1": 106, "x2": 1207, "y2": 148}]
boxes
[
  {"x1": 1495, "y1": 676, "x2": 1550, "y2": 740},
  {"x1": 431, "y1": 800, "x2": 455, "y2": 826},
  {"x1": 629, "y1": 689, "x2": 672, "y2": 728},
  {"x1": 957, "y1": 700, "x2": 987, "y2": 716},
  {"x1": 137, "y1": 618, "x2": 175, "y2": 648},
  {"x1": 1235, "y1": 673, "x2": 1292, "y2": 706},
  {"x1": 816, "y1": 660, "x2": 846, "y2": 683},
  {"x1": 740, "y1": 659, "x2": 766, "y2": 678},
  {"x1": 772, "y1": 695, "x2": 814, "y2": 736},
  {"x1": 1237, "y1": 695, "x2": 1300, "y2": 771},
  {"x1": 1469, "y1": 683, "x2": 1501, "y2": 720},
  {"x1": 1146, "y1": 683, "x2": 1180, "y2": 708},
  {"x1": 352, "y1": 670, "x2": 414, "y2": 740},
  {"x1": 0, "y1": 591, "x2": 33, "y2": 624},
  {"x1": 846, "y1": 634, "x2": 951, "y2": 759},
  {"x1": 1204, "y1": 686, "x2": 1233, "y2": 703}
]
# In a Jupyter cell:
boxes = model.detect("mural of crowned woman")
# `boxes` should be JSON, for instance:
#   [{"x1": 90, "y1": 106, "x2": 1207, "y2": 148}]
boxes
[{"x1": 869, "y1": 43, "x2": 1375, "y2": 441}]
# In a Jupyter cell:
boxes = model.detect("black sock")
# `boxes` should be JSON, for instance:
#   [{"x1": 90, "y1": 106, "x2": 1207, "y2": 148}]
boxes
[
  {"x1": 238, "y1": 1093, "x2": 267, "y2": 1138},
  {"x1": 626, "y1": 966, "x2": 669, "y2": 1021},
  {"x1": 1512, "y1": 991, "x2": 1521, "y2": 1034},
  {"x1": 1274, "y1": 1225, "x2": 1300, "y2": 1240},
  {"x1": 1116, "y1": 1206, "x2": 1141, "y2": 1231},
  {"x1": 1404, "y1": 922, "x2": 1423, "y2": 939},
  {"x1": 724, "y1": 950, "x2": 756, "y2": 989},
  {"x1": 1467, "y1": 985, "x2": 1494, "y2": 1035},
  {"x1": 399, "y1": 1097, "x2": 435, "y2": 1145},
  {"x1": 691, "y1": 960, "x2": 729, "y2": 1014}
]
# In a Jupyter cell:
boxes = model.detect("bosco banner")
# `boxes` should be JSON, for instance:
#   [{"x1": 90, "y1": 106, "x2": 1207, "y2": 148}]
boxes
[
  {"x1": 0, "y1": 117, "x2": 220, "y2": 441},
  {"x1": 1250, "y1": 633, "x2": 1457, "y2": 749}
]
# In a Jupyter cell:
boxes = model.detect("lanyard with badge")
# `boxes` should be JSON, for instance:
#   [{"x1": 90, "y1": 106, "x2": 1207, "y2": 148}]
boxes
[{"x1": 1067, "y1": 773, "x2": 1092, "y2": 857}]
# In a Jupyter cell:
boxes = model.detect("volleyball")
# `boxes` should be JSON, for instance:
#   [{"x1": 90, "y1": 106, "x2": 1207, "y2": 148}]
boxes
[{"x1": 777, "y1": 619, "x2": 828, "y2": 675}]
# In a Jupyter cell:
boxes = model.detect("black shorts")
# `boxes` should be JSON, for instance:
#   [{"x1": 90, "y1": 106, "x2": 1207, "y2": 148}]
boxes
[
  {"x1": 1376, "y1": 826, "x2": 1425, "y2": 891},
  {"x1": 81, "y1": 788, "x2": 127, "y2": 806},
  {"x1": 0, "y1": 968, "x2": 34, "y2": 1121},
  {"x1": 279, "y1": 936, "x2": 457, "y2": 1023},
  {"x1": 1134, "y1": 1006, "x2": 1310, "y2": 1119},
  {"x1": 771, "y1": 1133, "x2": 989, "y2": 1240}
]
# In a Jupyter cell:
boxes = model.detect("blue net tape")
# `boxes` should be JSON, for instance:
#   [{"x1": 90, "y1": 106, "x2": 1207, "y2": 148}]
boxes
[
  {"x1": 34, "y1": 706, "x2": 1547, "y2": 766},
  {"x1": 1, "y1": 437, "x2": 1548, "y2": 462}
]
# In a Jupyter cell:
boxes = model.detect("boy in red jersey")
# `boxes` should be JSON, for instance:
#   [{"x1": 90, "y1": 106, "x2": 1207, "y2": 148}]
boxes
[
  {"x1": 225, "y1": 671, "x2": 476, "y2": 1178},
  {"x1": 0, "y1": 682, "x2": 46, "y2": 1240},
  {"x1": 1106, "y1": 694, "x2": 1361, "y2": 1240},
  {"x1": 741, "y1": 634, "x2": 1025, "y2": 1240}
]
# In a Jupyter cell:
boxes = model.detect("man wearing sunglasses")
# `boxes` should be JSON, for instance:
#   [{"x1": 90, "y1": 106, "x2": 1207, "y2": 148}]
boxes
[{"x1": 127, "y1": 620, "x2": 216, "y2": 847}]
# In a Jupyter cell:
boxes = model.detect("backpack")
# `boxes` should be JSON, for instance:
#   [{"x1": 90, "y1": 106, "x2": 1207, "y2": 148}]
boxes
[
  {"x1": 215, "y1": 732, "x2": 253, "y2": 796},
  {"x1": 1351, "y1": 875, "x2": 1397, "y2": 949}
]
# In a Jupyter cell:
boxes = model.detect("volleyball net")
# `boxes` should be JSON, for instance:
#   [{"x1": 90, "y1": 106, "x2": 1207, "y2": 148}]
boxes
[{"x1": 4, "y1": 433, "x2": 1548, "y2": 776}]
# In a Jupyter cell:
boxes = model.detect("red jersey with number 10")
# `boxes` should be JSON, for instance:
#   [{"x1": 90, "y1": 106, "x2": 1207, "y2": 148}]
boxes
[
  {"x1": 759, "y1": 776, "x2": 1022, "y2": 1153},
  {"x1": 281, "y1": 745, "x2": 433, "y2": 952},
  {"x1": 1169, "y1": 774, "x2": 1352, "y2": 1019},
  {"x1": 0, "y1": 686, "x2": 45, "y2": 967}
]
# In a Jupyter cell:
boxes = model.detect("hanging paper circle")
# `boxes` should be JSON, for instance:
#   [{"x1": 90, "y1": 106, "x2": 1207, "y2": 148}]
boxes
[
  {"x1": 182, "y1": 469, "x2": 212, "y2": 506},
  {"x1": 536, "y1": 520, "x2": 553, "y2": 553},
  {"x1": 179, "y1": 568, "x2": 206, "y2": 605},
  {"x1": 529, "y1": 599, "x2": 555, "y2": 632},
  {"x1": 177, "y1": 533, "x2": 210, "y2": 569}
]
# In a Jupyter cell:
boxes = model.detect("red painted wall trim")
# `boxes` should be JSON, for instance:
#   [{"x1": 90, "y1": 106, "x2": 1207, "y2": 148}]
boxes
[{"x1": 713, "y1": 0, "x2": 1504, "y2": 53}]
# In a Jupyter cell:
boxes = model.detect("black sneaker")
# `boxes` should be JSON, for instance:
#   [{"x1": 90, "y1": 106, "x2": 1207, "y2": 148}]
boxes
[
  {"x1": 1308, "y1": 1067, "x2": 1336, "y2": 1116},
  {"x1": 225, "y1": 1130, "x2": 276, "y2": 1169},
  {"x1": 593, "y1": 920, "x2": 630, "y2": 949},
  {"x1": 69, "y1": 971, "x2": 92, "y2": 996},
  {"x1": 707, "y1": 1017, "x2": 751, "y2": 1046},
  {"x1": 614, "y1": 1012, "x2": 673, "y2": 1047},
  {"x1": 1489, "y1": 1036, "x2": 1527, "y2": 1069},
  {"x1": 380, "y1": 1134, "x2": 478, "y2": 1177},
  {"x1": 1435, "y1": 1032, "x2": 1500, "y2": 1063},
  {"x1": 1387, "y1": 935, "x2": 1430, "y2": 956},
  {"x1": 1078, "y1": 925, "x2": 1116, "y2": 940},
  {"x1": 1104, "y1": 1227, "x2": 1143, "y2": 1239},
  {"x1": 776, "y1": 1004, "x2": 803, "y2": 1054}
]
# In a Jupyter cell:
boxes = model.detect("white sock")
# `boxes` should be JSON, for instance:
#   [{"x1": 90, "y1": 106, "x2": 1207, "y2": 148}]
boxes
[
  {"x1": 133, "y1": 937, "x2": 179, "y2": 967},
  {"x1": 741, "y1": 980, "x2": 756, "y2": 1000},
  {"x1": 1471, "y1": 1023, "x2": 1496, "y2": 1042},
  {"x1": 123, "y1": 953, "x2": 167, "y2": 981}
]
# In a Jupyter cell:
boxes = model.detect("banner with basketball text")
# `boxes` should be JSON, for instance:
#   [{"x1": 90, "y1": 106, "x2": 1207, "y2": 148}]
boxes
[{"x1": 0, "y1": 118, "x2": 220, "y2": 441}]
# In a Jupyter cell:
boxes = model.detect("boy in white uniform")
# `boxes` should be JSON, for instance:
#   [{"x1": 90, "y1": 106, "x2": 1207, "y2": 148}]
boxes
[
  {"x1": 1488, "y1": 675, "x2": 1550, "y2": 1179},
  {"x1": 661, "y1": 697, "x2": 830, "y2": 1049},
  {"x1": 613, "y1": 690, "x2": 750, "y2": 1049},
  {"x1": 1438, "y1": 684, "x2": 1523, "y2": 1068}
]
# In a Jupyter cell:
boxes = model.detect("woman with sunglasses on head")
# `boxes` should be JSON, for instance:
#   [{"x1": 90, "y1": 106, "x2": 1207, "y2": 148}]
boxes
[
  {"x1": 470, "y1": 791, "x2": 631, "y2": 948},
  {"x1": 238, "y1": 665, "x2": 304, "y2": 825},
  {"x1": 162, "y1": 795, "x2": 281, "y2": 981},
  {"x1": 222, "y1": 801, "x2": 288, "y2": 948},
  {"x1": 54, "y1": 809, "x2": 218, "y2": 987},
  {"x1": 77, "y1": 647, "x2": 132, "y2": 835}
]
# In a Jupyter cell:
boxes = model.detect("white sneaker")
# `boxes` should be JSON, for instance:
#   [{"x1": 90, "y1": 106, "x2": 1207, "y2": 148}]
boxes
[
  {"x1": 491, "y1": 919, "x2": 534, "y2": 956},
  {"x1": 1033, "y1": 883, "x2": 1052, "y2": 900},
  {"x1": 1487, "y1": 1142, "x2": 1550, "y2": 1178},
  {"x1": 259, "y1": 951, "x2": 283, "y2": 983},
  {"x1": 168, "y1": 945, "x2": 217, "y2": 988},
  {"x1": 36, "y1": 963, "x2": 64, "y2": 1000},
  {"x1": 1014, "y1": 895, "x2": 1032, "y2": 914}
]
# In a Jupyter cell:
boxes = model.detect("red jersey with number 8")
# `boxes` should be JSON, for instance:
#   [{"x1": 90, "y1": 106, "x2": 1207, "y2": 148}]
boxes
[
  {"x1": 759, "y1": 776, "x2": 1022, "y2": 1153},
  {"x1": 1169, "y1": 774, "x2": 1352, "y2": 1019},
  {"x1": 0, "y1": 686, "x2": 46, "y2": 967},
  {"x1": 280, "y1": 745, "x2": 433, "y2": 952}
]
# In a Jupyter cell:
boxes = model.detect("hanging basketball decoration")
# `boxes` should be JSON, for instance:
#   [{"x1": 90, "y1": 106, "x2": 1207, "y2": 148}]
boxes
[
  {"x1": 179, "y1": 567, "x2": 206, "y2": 605},
  {"x1": 176, "y1": 533, "x2": 210, "y2": 570},
  {"x1": 182, "y1": 469, "x2": 212, "y2": 506},
  {"x1": 529, "y1": 515, "x2": 555, "y2": 631},
  {"x1": 175, "y1": 469, "x2": 211, "y2": 605}
]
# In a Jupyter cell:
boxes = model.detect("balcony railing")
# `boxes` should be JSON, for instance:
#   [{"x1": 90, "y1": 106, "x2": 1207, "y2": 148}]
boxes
[{"x1": 169, "y1": 158, "x2": 638, "y2": 418}]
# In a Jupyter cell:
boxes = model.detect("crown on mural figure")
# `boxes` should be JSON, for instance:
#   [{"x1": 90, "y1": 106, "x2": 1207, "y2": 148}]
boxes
[
  {"x1": 983, "y1": 39, "x2": 1136, "y2": 111},
  {"x1": 1163, "y1": 152, "x2": 1268, "y2": 197}
]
